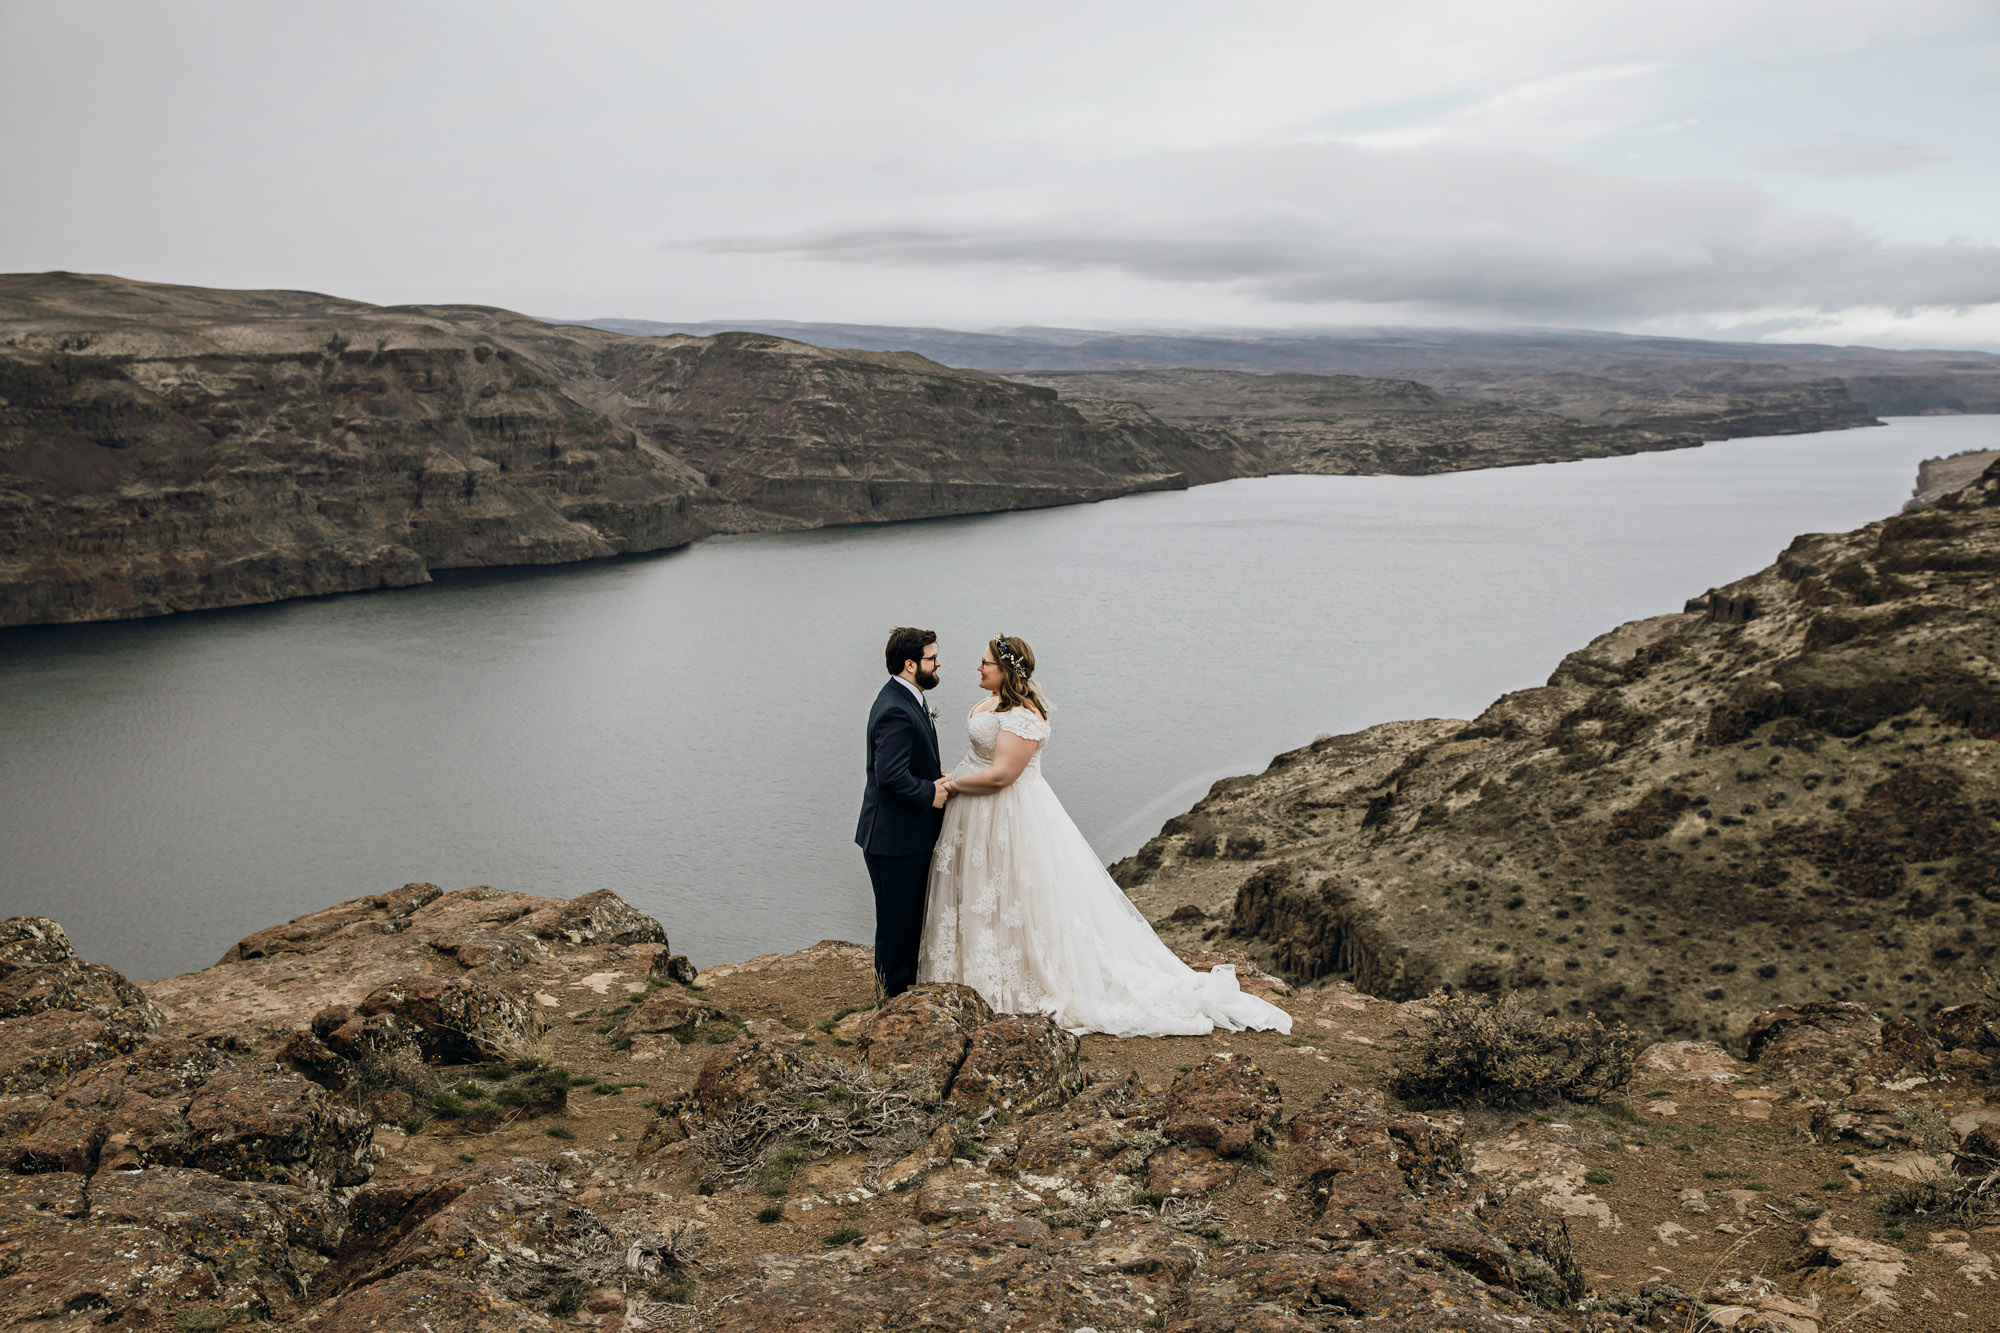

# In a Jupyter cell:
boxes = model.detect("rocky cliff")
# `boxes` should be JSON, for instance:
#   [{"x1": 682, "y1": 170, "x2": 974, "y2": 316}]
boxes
[
  {"x1": 5, "y1": 886, "x2": 1996, "y2": 1331},
  {"x1": 0, "y1": 274, "x2": 1252, "y2": 627},
  {"x1": 1006, "y1": 369, "x2": 1721, "y2": 475},
  {"x1": 1115, "y1": 458, "x2": 2000, "y2": 1044}
]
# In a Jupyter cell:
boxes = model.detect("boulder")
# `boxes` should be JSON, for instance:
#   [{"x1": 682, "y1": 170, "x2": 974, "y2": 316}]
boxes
[
  {"x1": 1146, "y1": 1142, "x2": 1240, "y2": 1196},
  {"x1": 947, "y1": 1013, "x2": 1084, "y2": 1116},
  {"x1": 1284, "y1": 1086, "x2": 1464, "y2": 1244},
  {"x1": 652, "y1": 952, "x2": 698, "y2": 984},
  {"x1": 296, "y1": 1269, "x2": 552, "y2": 1332},
  {"x1": 518, "y1": 888, "x2": 669, "y2": 947},
  {"x1": 857, "y1": 982, "x2": 992, "y2": 1102},
  {"x1": 0, "y1": 1007, "x2": 155, "y2": 1095},
  {"x1": 1162, "y1": 1053, "x2": 1284, "y2": 1156},
  {"x1": 614, "y1": 991, "x2": 732, "y2": 1039},
  {"x1": 1005, "y1": 1074, "x2": 1167, "y2": 1192},
  {"x1": 0, "y1": 916, "x2": 161, "y2": 1096},
  {"x1": 355, "y1": 972, "x2": 543, "y2": 1062},
  {"x1": 9, "y1": 1038, "x2": 373, "y2": 1186},
  {"x1": 337, "y1": 1158, "x2": 615, "y2": 1303},
  {"x1": 1928, "y1": 1001, "x2": 2000, "y2": 1056},
  {"x1": 222, "y1": 883, "x2": 443, "y2": 962},
  {"x1": 1744, "y1": 1002, "x2": 1937, "y2": 1092},
  {"x1": 88, "y1": 1166, "x2": 347, "y2": 1316},
  {"x1": 0, "y1": 915, "x2": 78, "y2": 974},
  {"x1": 0, "y1": 1165, "x2": 346, "y2": 1328}
]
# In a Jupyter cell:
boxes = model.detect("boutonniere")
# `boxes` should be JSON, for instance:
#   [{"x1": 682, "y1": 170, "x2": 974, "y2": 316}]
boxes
[{"x1": 926, "y1": 704, "x2": 939, "y2": 723}]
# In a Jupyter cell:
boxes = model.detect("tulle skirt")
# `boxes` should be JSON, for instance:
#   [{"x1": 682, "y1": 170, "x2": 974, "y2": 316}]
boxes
[{"x1": 916, "y1": 766, "x2": 1293, "y2": 1039}]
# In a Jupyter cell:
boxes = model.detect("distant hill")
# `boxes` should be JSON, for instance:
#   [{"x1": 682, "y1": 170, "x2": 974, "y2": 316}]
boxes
[{"x1": 563, "y1": 318, "x2": 2000, "y2": 417}]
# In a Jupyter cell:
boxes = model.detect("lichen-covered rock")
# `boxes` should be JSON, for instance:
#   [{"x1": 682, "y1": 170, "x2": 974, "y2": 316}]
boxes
[
  {"x1": 519, "y1": 888, "x2": 669, "y2": 947},
  {"x1": 0, "y1": 916, "x2": 161, "y2": 1097},
  {"x1": 0, "y1": 915, "x2": 78, "y2": 974},
  {"x1": 1929, "y1": 1001, "x2": 2000, "y2": 1056},
  {"x1": 857, "y1": 982, "x2": 992, "y2": 1103},
  {"x1": 355, "y1": 972, "x2": 543, "y2": 1062},
  {"x1": 614, "y1": 990, "x2": 731, "y2": 1039},
  {"x1": 183, "y1": 1062, "x2": 376, "y2": 1187},
  {"x1": 1745, "y1": 1001, "x2": 1938, "y2": 1092},
  {"x1": 337, "y1": 1158, "x2": 614, "y2": 1303},
  {"x1": 700, "y1": 1214, "x2": 1198, "y2": 1333},
  {"x1": 1146, "y1": 1141, "x2": 1240, "y2": 1196},
  {"x1": 1285, "y1": 1086, "x2": 1465, "y2": 1244},
  {"x1": 1162, "y1": 1052, "x2": 1284, "y2": 1155},
  {"x1": 0, "y1": 1006, "x2": 156, "y2": 1094},
  {"x1": 9, "y1": 1036, "x2": 239, "y2": 1173},
  {"x1": 89, "y1": 1166, "x2": 348, "y2": 1315},
  {"x1": 1170, "y1": 1243, "x2": 1604, "y2": 1333},
  {"x1": 310, "y1": 1004, "x2": 420, "y2": 1061},
  {"x1": 0, "y1": 1164, "x2": 349, "y2": 1328},
  {"x1": 1004, "y1": 1074, "x2": 1166, "y2": 1192},
  {"x1": 297, "y1": 1269, "x2": 553, "y2": 1332},
  {"x1": 947, "y1": 1013, "x2": 1084, "y2": 1116},
  {"x1": 9, "y1": 1038, "x2": 373, "y2": 1186},
  {"x1": 223, "y1": 883, "x2": 444, "y2": 962}
]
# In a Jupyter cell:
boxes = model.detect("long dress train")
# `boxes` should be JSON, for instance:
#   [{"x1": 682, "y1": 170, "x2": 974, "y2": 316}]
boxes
[{"x1": 916, "y1": 706, "x2": 1292, "y2": 1038}]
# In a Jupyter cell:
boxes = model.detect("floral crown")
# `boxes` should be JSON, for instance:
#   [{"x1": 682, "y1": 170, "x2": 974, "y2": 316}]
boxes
[{"x1": 991, "y1": 635, "x2": 1030, "y2": 677}]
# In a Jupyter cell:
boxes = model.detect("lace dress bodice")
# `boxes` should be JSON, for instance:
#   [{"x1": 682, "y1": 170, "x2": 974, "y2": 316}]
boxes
[{"x1": 964, "y1": 707, "x2": 1050, "y2": 779}]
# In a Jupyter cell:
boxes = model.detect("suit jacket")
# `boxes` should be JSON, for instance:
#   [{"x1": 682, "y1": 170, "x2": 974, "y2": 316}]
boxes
[{"x1": 855, "y1": 678, "x2": 946, "y2": 857}]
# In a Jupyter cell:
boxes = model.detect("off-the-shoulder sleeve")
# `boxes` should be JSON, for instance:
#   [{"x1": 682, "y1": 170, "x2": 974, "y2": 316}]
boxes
[{"x1": 998, "y1": 709, "x2": 1051, "y2": 742}]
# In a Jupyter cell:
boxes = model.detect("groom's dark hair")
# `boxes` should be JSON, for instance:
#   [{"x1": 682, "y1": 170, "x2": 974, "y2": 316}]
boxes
[{"x1": 884, "y1": 626, "x2": 936, "y2": 676}]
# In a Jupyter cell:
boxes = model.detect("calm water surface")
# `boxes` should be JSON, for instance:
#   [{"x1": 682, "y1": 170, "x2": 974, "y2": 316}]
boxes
[{"x1": 2, "y1": 416, "x2": 1993, "y2": 981}]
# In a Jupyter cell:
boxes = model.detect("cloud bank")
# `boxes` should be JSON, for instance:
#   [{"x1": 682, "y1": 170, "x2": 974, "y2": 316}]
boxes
[{"x1": 703, "y1": 143, "x2": 2000, "y2": 324}]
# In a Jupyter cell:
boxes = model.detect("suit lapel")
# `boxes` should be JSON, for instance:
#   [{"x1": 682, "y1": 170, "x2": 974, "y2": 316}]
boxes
[{"x1": 882, "y1": 680, "x2": 940, "y2": 770}]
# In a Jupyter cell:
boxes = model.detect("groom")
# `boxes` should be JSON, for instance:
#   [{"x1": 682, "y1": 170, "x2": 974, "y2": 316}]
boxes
[{"x1": 855, "y1": 626, "x2": 950, "y2": 998}]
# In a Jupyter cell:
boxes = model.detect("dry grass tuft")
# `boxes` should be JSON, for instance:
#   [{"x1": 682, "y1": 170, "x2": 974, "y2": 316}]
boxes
[
  {"x1": 690, "y1": 1056, "x2": 935, "y2": 1192},
  {"x1": 1386, "y1": 990, "x2": 1640, "y2": 1108}
]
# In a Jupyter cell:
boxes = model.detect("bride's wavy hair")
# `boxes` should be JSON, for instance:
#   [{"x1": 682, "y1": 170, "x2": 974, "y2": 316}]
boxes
[{"x1": 989, "y1": 635, "x2": 1048, "y2": 718}]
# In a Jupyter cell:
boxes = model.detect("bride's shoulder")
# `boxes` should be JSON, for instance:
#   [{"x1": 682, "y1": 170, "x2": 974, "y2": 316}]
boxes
[{"x1": 997, "y1": 705, "x2": 1051, "y2": 738}]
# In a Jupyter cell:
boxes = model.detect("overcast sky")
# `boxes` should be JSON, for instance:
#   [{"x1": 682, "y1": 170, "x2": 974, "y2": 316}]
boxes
[{"x1": 3, "y1": 1, "x2": 1998, "y2": 347}]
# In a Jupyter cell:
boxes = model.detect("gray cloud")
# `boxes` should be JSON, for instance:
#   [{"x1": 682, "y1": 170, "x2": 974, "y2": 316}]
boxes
[
  {"x1": 703, "y1": 142, "x2": 2000, "y2": 322},
  {"x1": 1750, "y1": 139, "x2": 1948, "y2": 177}
]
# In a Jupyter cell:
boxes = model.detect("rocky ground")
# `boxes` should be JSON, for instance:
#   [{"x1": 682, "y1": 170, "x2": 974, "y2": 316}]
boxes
[
  {"x1": 1113, "y1": 456, "x2": 2000, "y2": 1043},
  {"x1": 1005, "y1": 370, "x2": 1875, "y2": 477},
  {"x1": 3, "y1": 882, "x2": 1997, "y2": 1331},
  {"x1": 0, "y1": 273, "x2": 1252, "y2": 627}
]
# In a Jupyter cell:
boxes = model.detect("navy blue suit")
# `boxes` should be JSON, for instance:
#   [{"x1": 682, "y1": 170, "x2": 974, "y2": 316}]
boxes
[{"x1": 855, "y1": 678, "x2": 944, "y2": 995}]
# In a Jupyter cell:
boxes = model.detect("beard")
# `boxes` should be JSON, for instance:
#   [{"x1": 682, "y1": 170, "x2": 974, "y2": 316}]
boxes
[{"x1": 915, "y1": 667, "x2": 940, "y2": 690}]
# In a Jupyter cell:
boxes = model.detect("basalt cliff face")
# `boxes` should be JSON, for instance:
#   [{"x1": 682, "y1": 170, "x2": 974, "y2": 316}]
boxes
[
  {"x1": 1117, "y1": 459, "x2": 2000, "y2": 1045},
  {"x1": 0, "y1": 274, "x2": 1250, "y2": 628},
  {"x1": 7, "y1": 888, "x2": 1998, "y2": 1331}
]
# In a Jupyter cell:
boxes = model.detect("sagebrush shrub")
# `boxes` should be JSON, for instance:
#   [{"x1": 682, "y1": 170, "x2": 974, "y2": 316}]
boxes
[{"x1": 1386, "y1": 990, "x2": 1640, "y2": 1108}]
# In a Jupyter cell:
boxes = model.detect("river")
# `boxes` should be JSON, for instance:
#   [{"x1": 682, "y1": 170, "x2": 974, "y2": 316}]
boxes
[{"x1": 1, "y1": 415, "x2": 1993, "y2": 981}]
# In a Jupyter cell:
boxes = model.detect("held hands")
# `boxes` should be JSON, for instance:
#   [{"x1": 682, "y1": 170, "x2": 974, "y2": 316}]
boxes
[{"x1": 932, "y1": 779, "x2": 953, "y2": 809}]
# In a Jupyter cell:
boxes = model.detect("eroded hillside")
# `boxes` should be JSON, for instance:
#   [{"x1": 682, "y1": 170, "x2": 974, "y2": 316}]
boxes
[
  {"x1": 1118, "y1": 459, "x2": 2000, "y2": 1042},
  {"x1": 0, "y1": 274, "x2": 1250, "y2": 627}
]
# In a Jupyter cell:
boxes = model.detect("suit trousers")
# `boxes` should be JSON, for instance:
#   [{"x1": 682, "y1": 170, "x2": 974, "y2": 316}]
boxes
[{"x1": 862, "y1": 850, "x2": 931, "y2": 997}]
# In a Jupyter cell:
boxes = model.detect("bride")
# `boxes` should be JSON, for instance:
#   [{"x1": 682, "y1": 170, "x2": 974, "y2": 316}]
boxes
[{"x1": 916, "y1": 635, "x2": 1292, "y2": 1038}]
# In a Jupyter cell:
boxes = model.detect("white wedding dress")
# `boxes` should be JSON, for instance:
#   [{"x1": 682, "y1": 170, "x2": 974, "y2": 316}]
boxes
[{"x1": 916, "y1": 705, "x2": 1293, "y2": 1038}]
